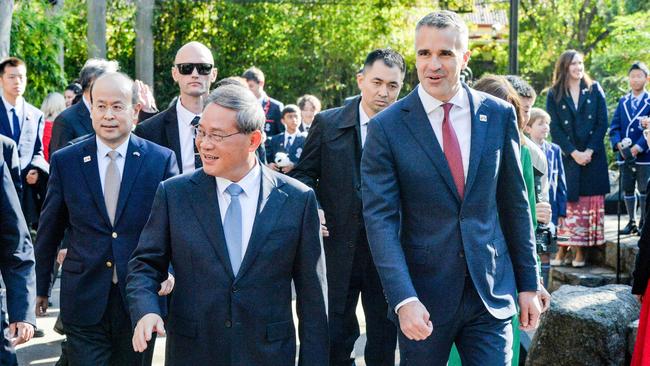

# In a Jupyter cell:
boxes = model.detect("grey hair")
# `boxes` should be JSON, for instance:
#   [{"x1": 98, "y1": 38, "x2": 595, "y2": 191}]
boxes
[
  {"x1": 416, "y1": 10, "x2": 469, "y2": 52},
  {"x1": 79, "y1": 58, "x2": 120, "y2": 92},
  {"x1": 207, "y1": 84, "x2": 265, "y2": 133}
]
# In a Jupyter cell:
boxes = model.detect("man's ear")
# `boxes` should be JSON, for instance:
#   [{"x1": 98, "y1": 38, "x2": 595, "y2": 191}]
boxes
[
  {"x1": 132, "y1": 103, "x2": 143, "y2": 123},
  {"x1": 249, "y1": 130, "x2": 263, "y2": 152}
]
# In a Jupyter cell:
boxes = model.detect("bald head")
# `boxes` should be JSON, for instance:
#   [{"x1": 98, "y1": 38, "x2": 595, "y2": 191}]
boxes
[
  {"x1": 90, "y1": 72, "x2": 140, "y2": 149},
  {"x1": 174, "y1": 41, "x2": 214, "y2": 65},
  {"x1": 91, "y1": 72, "x2": 136, "y2": 105}
]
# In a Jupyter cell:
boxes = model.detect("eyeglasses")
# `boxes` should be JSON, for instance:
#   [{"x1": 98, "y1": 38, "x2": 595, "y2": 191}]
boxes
[
  {"x1": 175, "y1": 63, "x2": 213, "y2": 75},
  {"x1": 194, "y1": 128, "x2": 242, "y2": 144}
]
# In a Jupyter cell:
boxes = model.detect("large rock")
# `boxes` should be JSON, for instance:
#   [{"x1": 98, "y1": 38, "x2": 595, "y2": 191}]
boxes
[
  {"x1": 526, "y1": 284, "x2": 640, "y2": 366},
  {"x1": 629, "y1": 320, "x2": 639, "y2": 357}
]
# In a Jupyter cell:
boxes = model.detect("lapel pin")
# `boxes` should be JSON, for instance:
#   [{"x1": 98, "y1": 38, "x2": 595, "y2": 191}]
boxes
[
  {"x1": 83, "y1": 155, "x2": 91, "y2": 163},
  {"x1": 133, "y1": 151, "x2": 140, "y2": 157},
  {"x1": 562, "y1": 105, "x2": 566, "y2": 110},
  {"x1": 479, "y1": 114, "x2": 487, "y2": 122}
]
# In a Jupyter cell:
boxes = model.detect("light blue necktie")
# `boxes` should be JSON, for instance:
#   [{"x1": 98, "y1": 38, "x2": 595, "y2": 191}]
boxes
[
  {"x1": 10, "y1": 107, "x2": 20, "y2": 144},
  {"x1": 224, "y1": 183, "x2": 243, "y2": 275},
  {"x1": 285, "y1": 135, "x2": 293, "y2": 151},
  {"x1": 632, "y1": 98, "x2": 639, "y2": 114}
]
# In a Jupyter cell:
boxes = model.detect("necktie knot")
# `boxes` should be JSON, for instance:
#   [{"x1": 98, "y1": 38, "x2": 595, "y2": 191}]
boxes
[
  {"x1": 442, "y1": 103, "x2": 453, "y2": 117},
  {"x1": 190, "y1": 116, "x2": 201, "y2": 128},
  {"x1": 10, "y1": 107, "x2": 15, "y2": 114},
  {"x1": 107, "y1": 150, "x2": 119, "y2": 161},
  {"x1": 226, "y1": 183, "x2": 243, "y2": 198}
]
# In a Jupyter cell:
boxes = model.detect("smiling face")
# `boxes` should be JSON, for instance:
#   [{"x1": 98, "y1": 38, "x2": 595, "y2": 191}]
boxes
[
  {"x1": 172, "y1": 43, "x2": 217, "y2": 98},
  {"x1": 567, "y1": 53, "x2": 584, "y2": 82},
  {"x1": 415, "y1": 25, "x2": 470, "y2": 102},
  {"x1": 629, "y1": 69, "x2": 648, "y2": 93},
  {"x1": 356, "y1": 61, "x2": 404, "y2": 117},
  {"x1": 91, "y1": 74, "x2": 139, "y2": 149},
  {"x1": 197, "y1": 103, "x2": 262, "y2": 181},
  {"x1": 1, "y1": 64, "x2": 27, "y2": 101}
]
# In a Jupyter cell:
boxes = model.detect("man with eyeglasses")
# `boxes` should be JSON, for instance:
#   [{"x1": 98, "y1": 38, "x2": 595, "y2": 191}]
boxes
[
  {"x1": 135, "y1": 41, "x2": 218, "y2": 174},
  {"x1": 35, "y1": 72, "x2": 178, "y2": 366},
  {"x1": 127, "y1": 84, "x2": 328, "y2": 365}
]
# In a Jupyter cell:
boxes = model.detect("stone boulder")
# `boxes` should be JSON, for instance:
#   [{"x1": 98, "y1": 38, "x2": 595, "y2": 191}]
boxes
[{"x1": 526, "y1": 284, "x2": 640, "y2": 366}]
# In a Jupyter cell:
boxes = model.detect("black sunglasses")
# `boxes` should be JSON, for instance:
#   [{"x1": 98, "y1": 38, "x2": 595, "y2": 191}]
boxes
[{"x1": 175, "y1": 63, "x2": 213, "y2": 75}]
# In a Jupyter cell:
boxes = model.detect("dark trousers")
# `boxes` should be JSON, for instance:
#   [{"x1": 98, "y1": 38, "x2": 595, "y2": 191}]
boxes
[
  {"x1": 0, "y1": 291, "x2": 17, "y2": 366},
  {"x1": 329, "y1": 240, "x2": 397, "y2": 366},
  {"x1": 62, "y1": 284, "x2": 154, "y2": 366},
  {"x1": 398, "y1": 277, "x2": 513, "y2": 366}
]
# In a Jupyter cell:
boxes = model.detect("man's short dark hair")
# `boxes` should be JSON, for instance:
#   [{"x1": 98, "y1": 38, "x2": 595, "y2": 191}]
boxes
[
  {"x1": 0, "y1": 57, "x2": 26, "y2": 76},
  {"x1": 360, "y1": 48, "x2": 406, "y2": 75},
  {"x1": 505, "y1": 75, "x2": 537, "y2": 99},
  {"x1": 629, "y1": 61, "x2": 650, "y2": 77},
  {"x1": 281, "y1": 104, "x2": 300, "y2": 119},
  {"x1": 242, "y1": 67, "x2": 265, "y2": 84},
  {"x1": 214, "y1": 76, "x2": 248, "y2": 89},
  {"x1": 78, "y1": 58, "x2": 119, "y2": 92}
]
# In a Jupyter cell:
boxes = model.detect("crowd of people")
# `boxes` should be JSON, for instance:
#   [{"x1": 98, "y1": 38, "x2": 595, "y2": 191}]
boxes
[{"x1": 1, "y1": 8, "x2": 650, "y2": 366}]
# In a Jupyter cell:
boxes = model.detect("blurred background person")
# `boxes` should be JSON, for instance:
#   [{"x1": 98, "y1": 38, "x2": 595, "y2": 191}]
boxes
[
  {"x1": 297, "y1": 94, "x2": 321, "y2": 133},
  {"x1": 40, "y1": 92, "x2": 66, "y2": 162},
  {"x1": 63, "y1": 82, "x2": 82, "y2": 108}
]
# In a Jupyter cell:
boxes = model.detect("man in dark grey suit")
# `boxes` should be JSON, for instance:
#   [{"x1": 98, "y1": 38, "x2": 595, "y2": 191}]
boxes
[
  {"x1": 127, "y1": 84, "x2": 328, "y2": 365},
  {"x1": 291, "y1": 49, "x2": 405, "y2": 365}
]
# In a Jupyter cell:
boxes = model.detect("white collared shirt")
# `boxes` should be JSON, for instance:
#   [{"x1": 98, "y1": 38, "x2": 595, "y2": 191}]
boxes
[
  {"x1": 215, "y1": 162, "x2": 262, "y2": 258},
  {"x1": 359, "y1": 102, "x2": 370, "y2": 147},
  {"x1": 417, "y1": 85, "x2": 471, "y2": 180},
  {"x1": 284, "y1": 131, "x2": 298, "y2": 148},
  {"x1": 2, "y1": 95, "x2": 24, "y2": 135},
  {"x1": 258, "y1": 91, "x2": 268, "y2": 106},
  {"x1": 96, "y1": 135, "x2": 129, "y2": 194},
  {"x1": 176, "y1": 98, "x2": 201, "y2": 173}
]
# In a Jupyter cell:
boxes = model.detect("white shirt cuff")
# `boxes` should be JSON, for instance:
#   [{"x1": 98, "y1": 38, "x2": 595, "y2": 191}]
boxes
[
  {"x1": 395, "y1": 297, "x2": 419, "y2": 314},
  {"x1": 634, "y1": 144, "x2": 645, "y2": 153}
]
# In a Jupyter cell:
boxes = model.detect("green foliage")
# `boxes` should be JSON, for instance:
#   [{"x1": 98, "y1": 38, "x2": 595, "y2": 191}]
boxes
[{"x1": 10, "y1": 0, "x2": 67, "y2": 107}]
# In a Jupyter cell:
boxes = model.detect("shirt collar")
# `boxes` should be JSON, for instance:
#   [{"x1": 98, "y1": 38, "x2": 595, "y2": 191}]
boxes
[
  {"x1": 358, "y1": 102, "x2": 370, "y2": 126},
  {"x1": 2, "y1": 95, "x2": 24, "y2": 115},
  {"x1": 257, "y1": 91, "x2": 268, "y2": 105},
  {"x1": 176, "y1": 98, "x2": 200, "y2": 126},
  {"x1": 82, "y1": 95, "x2": 92, "y2": 114},
  {"x1": 417, "y1": 84, "x2": 468, "y2": 115},
  {"x1": 96, "y1": 134, "x2": 130, "y2": 159},
  {"x1": 215, "y1": 160, "x2": 261, "y2": 198},
  {"x1": 285, "y1": 130, "x2": 298, "y2": 139}
]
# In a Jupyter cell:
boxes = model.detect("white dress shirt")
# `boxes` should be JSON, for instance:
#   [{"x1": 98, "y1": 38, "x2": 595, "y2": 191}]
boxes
[
  {"x1": 395, "y1": 85, "x2": 473, "y2": 313},
  {"x1": 215, "y1": 162, "x2": 262, "y2": 259},
  {"x1": 359, "y1": 103, "x2": 370, "y2": 147},
  {"x1": 176, "y1": 99, "x2": 201, "y2": 174},
  {"x1": 2, "y1": 95, "x2": 24, "y2": 135},
  {"x1": 96, "y1": 135, "x2": 129, "y2": 194}
]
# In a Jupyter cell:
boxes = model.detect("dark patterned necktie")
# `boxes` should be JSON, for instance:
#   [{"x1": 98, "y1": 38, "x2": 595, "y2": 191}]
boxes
[{"x1": 191, "y1": 116, "x2": 202, "y2": 169}]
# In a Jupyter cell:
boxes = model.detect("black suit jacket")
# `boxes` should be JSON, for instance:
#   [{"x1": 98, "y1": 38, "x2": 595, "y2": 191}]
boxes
[
  {"x1": 290, "y1": 96, "x2": 364, "y2": 314},
  {"x1": 134, "y1": 105, "x2": 186, "y2": 173},
  {"x1": 1, "y1": 135, "x2": 21, "y2": 197},
  {"x1": 49, "y1": 101, "x2": 93, "y2": 155}
]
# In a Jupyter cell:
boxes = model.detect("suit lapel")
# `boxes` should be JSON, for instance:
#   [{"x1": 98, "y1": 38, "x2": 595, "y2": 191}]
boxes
[
  {"x1": 164, "y1": 107, "x2": 182, "y2": 173},
  {"x1": 402, "y1": 88, "x2": 461, "y2": 203},
  {"x1": 80, "y1": 140, "x2": 112, "y2": 227},
  {"x1": 464, "y1": 85, "x2": 488, "y2": 198},
  {"x1": 189, "y1": 170, "x2": 235, "y2": 279},
  {"x1": 113, "y1": 136, "x2": 145, "y2": 226},
  {"x1": 235, "y1": 167, "x2": 287, "y2": 282},
  {"x1": 0, "y1": 101, "x2": 11, "y2": 139},
  {"x1": 77, "y1": 102, "x2": 93, "y2": 135}
]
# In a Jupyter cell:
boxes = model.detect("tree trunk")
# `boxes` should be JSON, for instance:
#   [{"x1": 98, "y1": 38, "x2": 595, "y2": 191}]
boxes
[
  {"x1": 0, "y1": 0, "x2": 14, "y2": 59},
  {"x1": 135, "y1": 0, "x2": 154, "y2": 89},
  {"x1": 87, "y1": 0, "x2": 107, "y2": 58},
  {"x1": 49, "y1": 0, "x2": 64, "y2": 70}
]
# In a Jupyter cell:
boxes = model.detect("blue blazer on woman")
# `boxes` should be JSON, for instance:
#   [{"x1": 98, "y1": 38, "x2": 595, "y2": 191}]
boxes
[
  {"x1": 547, "y1": 80, "x2": 610, "y2": 202},
  {"x1": 609, "y1": 91, "x2": 650, "y2": 164}
]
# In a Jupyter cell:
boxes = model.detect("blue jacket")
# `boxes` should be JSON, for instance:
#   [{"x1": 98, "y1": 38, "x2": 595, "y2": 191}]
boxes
[
  {"x1": 35, "y1": 134, "x2": 178, "y2": 326},
  {"x1": 361, "y1": 85, "x2": 539, "y2": 326},
  {"x1": 609, "y1": 91, "x2": 650, "y2": 164},
  {"x1": 541, "y1": 141, "x2": 567, "y2": 225},
  {"x1": 266, "y1": 131, "x2": 308, "y2": 164},
  {"x1": 262, "y1": 95, "x2": 285, "y2": 136}
]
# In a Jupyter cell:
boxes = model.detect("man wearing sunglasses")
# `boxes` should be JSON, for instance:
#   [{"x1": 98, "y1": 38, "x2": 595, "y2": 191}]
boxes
[{"x1": 135, "y1": 41, "x2": 217, "y2": 174}]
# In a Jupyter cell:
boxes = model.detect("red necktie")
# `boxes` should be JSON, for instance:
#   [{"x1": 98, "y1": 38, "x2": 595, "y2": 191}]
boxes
[{"x1": 441, "y1": 103, "x2": 465, "y2": 199}]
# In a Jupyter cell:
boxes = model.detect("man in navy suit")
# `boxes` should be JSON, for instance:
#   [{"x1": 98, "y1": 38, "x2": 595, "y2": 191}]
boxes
[
  {"x1": 266, "y1": 104, "x2": 307, "y2": 174},
  {"x1": 0, "y1": 135, "x2": 21, "y2": 197},
  {"x1": 361, "y1": 11, "x2": 541, "y2": 365},
  {"x1": 242, "y1": 66, "x2": 285, "y2": 136},
  {"x1": 127, "y1": 84, "x2": 328, "y2": 365},
  {"x1": 49, "y1": 58, "x2": 119, "y2": 155},
  {"x1": 35, "y1": 72, "x2": 178, "y2": 365},
  {"x1": 0, "y1": 149, "x2": 36, "y2": 366}
]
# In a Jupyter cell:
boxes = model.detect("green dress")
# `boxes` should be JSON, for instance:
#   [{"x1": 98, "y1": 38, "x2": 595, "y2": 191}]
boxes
[{"x1": 447, "y1": 145, "x2": 536, "y2": 365}]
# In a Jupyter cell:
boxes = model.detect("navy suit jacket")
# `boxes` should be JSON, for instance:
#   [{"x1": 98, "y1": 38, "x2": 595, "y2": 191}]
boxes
[
  {"x1": 266, "y1": 131, "x2": 307, "y2": 164},
  {"x1": 361, "y1": 85, "x2": 539, "y2": 326},
  {"x1": 1, "y1": 135, "x2": 21, "y2": 197},
  {"x1": 35, "y1": 134, "x2": 178, "y2": 326},
  {"x1": 49, "y1": 100, "x2": 93, "y2": 155},
  {"x1": 0, "y1": 158, "x2": 36, "y2": 327},
  {"x1": 262, "y1": 96, "x2": 285, "y2": 136},
  {"x1": 134, "y1": 105, "x2": 186, "y2": 173},
  {"x1": 609, "y1": 90, "x2": 650, "y2": 164},
  {"x1": 127, "y1": 166, "x2": 329, "y2": 365}
]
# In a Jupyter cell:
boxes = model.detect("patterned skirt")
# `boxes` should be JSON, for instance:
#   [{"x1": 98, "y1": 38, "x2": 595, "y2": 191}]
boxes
[{"x1": 558, "y1": 195, "x2": 605, "y2": 247}]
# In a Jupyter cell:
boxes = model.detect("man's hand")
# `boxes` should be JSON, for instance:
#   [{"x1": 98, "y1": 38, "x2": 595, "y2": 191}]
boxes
[
  {"x1": 133, "y1": 313, "x2": 165, "y2": 352},
  {"x1": 538, "y1": 285, "x2": 551, "y2": 313},
  {"x1": 134, "y1": 80, "x2": 157, "y2": 113},
  {"x1": 518, "y1": 291, "x2": 542, "y2": 331},
  {"x1": 535, "y1": 201, "x2": 552, "y2": 225},
  {"x1": 26, "y1": 169, "x2": 38, "y2": 185},
  {"x1": 158, "y1": 273, "x2": 175, "y2": 296},
  {"x1": 35, "y1": 296, "x2": 49, "y2": 317},
  {"x1": 9, "y1": 322, "x2": 34, "y2": 346},
  {"x1": 317, "y1": 209, "x2": 329, "y2": 237},
  {"x1": 397, "y1": 300, "x2": 433, "y2": 341},
  {"x1": 632, "y1": 145, "x2": 641, "y2": 157},
  {"x1": 56, "y1": 248, "x2": 68, "y2": 265}
]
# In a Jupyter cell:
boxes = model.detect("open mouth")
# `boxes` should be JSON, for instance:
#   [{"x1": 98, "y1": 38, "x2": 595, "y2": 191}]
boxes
[
  {"x1": 203, "y1": 153, "x2": 219, "y2": 161},
  {"x1": 427, "y1": 75, "x2": 444, "y2": 82}
]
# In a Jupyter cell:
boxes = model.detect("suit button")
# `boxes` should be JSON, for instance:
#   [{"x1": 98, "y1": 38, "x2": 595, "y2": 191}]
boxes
[
  {"x1": 106, "y1": 261, "x2": 113, "y2": 268},
  {"x1": 356, "y1": 184, "x2": 361, "y2": 191},
  {"x1": 460, "y1": 216, "x2": 465, "y2": 222},
  {"x1": 588, "y1": 115, "x2": 592, "y2": 119},
  {"x1": 564, "y1": 120, "x2": 569, "y2": 125},
  {"x1": 112, "y1": 232, "x2": 118, "y2": 239},
  {"x1": 347, "y1": 241, "x2": 355, "y2": 248},
  {"x1": 459, "y1": 251, "x2": 465, "y2": 258},
  {"x1": 232, "y1": 287, "x2": 238, "y2": 293},
  {"x1": 225, "y1": 320, "x2": 232, "y2": 328}
]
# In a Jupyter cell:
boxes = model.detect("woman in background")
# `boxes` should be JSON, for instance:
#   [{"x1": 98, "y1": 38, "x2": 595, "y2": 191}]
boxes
[
  {"x1": 297, "y1": 94, "x2": 321, "y2": 133},
  {"x1": 40, "y1": 92, "x2": 66, "y2": 162}
]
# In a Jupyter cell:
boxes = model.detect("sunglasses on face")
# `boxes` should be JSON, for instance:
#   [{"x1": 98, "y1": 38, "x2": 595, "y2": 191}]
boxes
[{"x1": 175, "y1": 63, "x2": 213, "y2": 75}]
